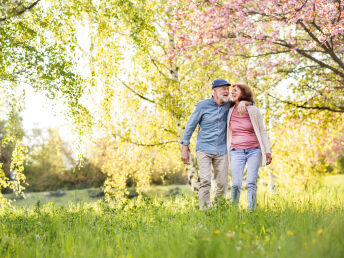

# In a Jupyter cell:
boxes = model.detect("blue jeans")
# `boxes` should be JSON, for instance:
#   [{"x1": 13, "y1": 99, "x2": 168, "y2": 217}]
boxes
[{"x1": 230, "y1": 147, "x2": 261, "y2": 209}]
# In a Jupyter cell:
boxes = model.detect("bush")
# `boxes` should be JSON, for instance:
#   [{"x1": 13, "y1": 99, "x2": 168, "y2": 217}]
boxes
[
  {"x1": 336, "y1": 156, "x2": 344, "y2": 174},
  {"x1": 24, "y1": 159, "x2": 106, "y2": 192}
]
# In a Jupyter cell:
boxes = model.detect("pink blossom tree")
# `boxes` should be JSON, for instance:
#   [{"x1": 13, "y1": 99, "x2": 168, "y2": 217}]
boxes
[
  {"x1": 167, "y1": 0, "x2": 344, "y2": 174},
  {"x1": 169, "y1": 0, "x2": 344, "y2": 113}
]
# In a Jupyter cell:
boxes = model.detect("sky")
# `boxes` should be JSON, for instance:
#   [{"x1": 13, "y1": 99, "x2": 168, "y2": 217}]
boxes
[
  {"x1": 22, "y1": 88, "x2": 66, "y2": 130},
  {"x1": 21, "y1": 87, "x2": 80, "y2": 152}
]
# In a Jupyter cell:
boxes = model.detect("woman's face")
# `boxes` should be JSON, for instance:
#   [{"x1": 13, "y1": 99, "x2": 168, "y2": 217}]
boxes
[{"x1": 231, "y1": 85, "x2": 242, "y2": 103}]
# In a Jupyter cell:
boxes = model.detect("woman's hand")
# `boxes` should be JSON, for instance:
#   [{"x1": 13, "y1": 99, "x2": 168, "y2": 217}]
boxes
[{"x1": 266, "y1": 153, "x2": 272, "y2": 165}]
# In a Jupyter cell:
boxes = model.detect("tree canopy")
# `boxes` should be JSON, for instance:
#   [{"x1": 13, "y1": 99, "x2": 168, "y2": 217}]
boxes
[
  {"x1": 169, "y1": 0, "x2": 344, "y2": 113},
  {"x1": 0, "y1": 0, "x2": 343, "y2": 197}
]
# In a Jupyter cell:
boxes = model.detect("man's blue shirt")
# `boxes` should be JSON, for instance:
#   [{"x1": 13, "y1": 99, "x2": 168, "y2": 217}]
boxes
[{"x1": 181, "y1": 97, "x2": 232, "y2": 155}]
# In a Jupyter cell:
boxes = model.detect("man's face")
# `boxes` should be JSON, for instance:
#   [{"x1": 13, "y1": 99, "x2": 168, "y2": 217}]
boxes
[{"x1": 214, "y1": 85, "x2": 230, "y2": 103}]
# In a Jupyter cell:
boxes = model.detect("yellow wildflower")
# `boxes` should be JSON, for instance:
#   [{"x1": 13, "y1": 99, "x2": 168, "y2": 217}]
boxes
[
  {"x1": 242, "y1": 222, "x2": 246, "y2": 225},
  {"x1": 213, "y1": 230, "x2": 220, "y2": 235},
  {"x1": 317, "y1": 229, "x2": 323, "y2": 236},
  {"x1": 287, "y1": 231, "x2": 294, "y2": 236}
]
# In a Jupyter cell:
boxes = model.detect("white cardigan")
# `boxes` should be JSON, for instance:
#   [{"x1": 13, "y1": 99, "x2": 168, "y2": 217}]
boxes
[{"x1": 227, "y1": 106, "x2": 271, "y2": 166}]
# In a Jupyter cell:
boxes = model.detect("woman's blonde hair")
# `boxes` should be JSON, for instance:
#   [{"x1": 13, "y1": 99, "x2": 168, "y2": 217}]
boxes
[{"x1": 232, "y1": 83, "x2": 254, "y2": 102}]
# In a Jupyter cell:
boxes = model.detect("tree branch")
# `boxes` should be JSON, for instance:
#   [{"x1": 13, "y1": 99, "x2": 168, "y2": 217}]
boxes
[
  {"x1": 336, "y1": 0, "x2": 342, "y2": 22},
  {"x1": 233, "y1": 31, "x2": 344, "y2": 78},
  {"x1": 116, "y1": 77, "x2": 156, "y2": 104},
  {"x1": 162, "y1": 128, "x2": 179, "y2": 138},
  {"x1": 295, "y1": 0, "x2": 309, "y2": 12},
  {"x1": 299, "y1": 21, "x2": 344, "y2": 70},
  {"x1": 274, "y1": 40, "x2": 344, "y2": 78},
  {"x1": 234, "y1": 50, "x2": 293, "y2": 58},
  {"x1": 149, "y1": 57, "x2": 172, "y2": 81},
  {"x1": 100, "y1": 120, "x2": 180, "y2": 147},
  {"x1": 111, "y1": 132, "x2": 179, "y2": 147},
  {"x1": 266, "y1": 92, "x2": 344, "y2": 113},
  {"x1": 0, "y1": 0, "x2": 41, "y2": 22},
  {"x1": 276, "y1": 65, "x2": 320, "y2": 74}
]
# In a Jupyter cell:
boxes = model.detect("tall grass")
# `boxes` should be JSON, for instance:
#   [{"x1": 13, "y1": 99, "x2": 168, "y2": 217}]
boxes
[{"x1": 0, "y1": 185, "x2": 343, "y2": 257}]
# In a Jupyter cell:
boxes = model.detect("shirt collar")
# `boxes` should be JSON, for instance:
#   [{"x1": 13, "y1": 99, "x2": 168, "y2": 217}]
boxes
[
  {"x1": 210, "y1": 95, "x2": 229, "y2": 106},
  {"x1": 210, "y1": 95, "x2": 216, "y2": 105}
]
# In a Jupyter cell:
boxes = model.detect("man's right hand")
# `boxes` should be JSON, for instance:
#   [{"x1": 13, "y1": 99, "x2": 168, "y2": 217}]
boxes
[{"x1": 181, "y1": 145, "x2": 190, "y2": 164}]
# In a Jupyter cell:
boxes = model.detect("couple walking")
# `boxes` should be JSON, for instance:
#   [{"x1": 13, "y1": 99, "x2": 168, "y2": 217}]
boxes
[{"x1": 181, "y1": 79, "x2": 272, "y2": 210}]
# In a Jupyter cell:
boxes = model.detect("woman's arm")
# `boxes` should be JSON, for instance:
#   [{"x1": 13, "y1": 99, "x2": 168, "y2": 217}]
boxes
[{"x1": 256, "y1": 109, "x2": 272, "y2": 165}]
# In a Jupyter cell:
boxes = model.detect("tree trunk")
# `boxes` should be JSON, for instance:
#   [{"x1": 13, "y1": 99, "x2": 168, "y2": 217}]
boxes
[
  {"x1": 269, "y1": 166, "x2": 275, "y2": 194},
  {"x1": 186, "y1": 150, "x2": 199, "y2": 192},
  {"x1": 177, "y1": 124, "x2": 199, "y2": 193}
]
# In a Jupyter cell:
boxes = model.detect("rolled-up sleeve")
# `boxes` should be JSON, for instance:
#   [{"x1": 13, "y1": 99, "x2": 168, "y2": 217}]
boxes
[{"x1": 181, "y1": 103, "x2": 202, "y2": 146}]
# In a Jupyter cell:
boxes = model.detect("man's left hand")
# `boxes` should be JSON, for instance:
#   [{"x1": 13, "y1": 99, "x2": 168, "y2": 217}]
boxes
[{"x1": 237, "y1": 101, "x2": 247, "y2": 114}]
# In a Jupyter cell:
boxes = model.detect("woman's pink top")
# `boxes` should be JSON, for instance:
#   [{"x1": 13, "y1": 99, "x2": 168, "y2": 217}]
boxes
[{"x1": 229, "y1": 106, "x2": 260, "y2": 149}]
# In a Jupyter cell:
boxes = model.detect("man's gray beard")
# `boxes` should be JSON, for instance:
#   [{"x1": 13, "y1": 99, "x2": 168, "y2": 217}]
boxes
[
  {"x1": 217, "y1": 93, "x2": 229, "y2": 103},
  {"x1": 221, "y1": 97, "x2": 230, "y2": 103}
]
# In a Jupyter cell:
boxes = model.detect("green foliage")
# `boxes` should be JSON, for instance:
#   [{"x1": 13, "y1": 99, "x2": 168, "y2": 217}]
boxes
[
  {"x1": 24, "y1": 129, "x2": 69, "y2": 192},
  {"x1": 59, "y1": 159, "x2": 106, "y2": 190},
  {"x1": 336, "y1": 156, "x2": 344, "y2": 174},
  {"x1": 0, "y1": 0, "x2": 85, "y2": 101},
  {"x1": 0, "y1": 183, "x2": 343, "y2": 257},
  {"x1": 0, "y1": 0, "x2": 93, "y2": 194},
  {"x1": 266, "y1": 110, "x2": 344, "y2": 189},
  {"x1": 1, "y1": 0, "x2": 343, "y2": 197},
  {"x1": 0, "y1": 116, "x2": 23, "y2": 177},
  {"x1": 0, "y1": 109, "x2": 26, "y2": 195},
  {"x1": 87, "y1": 136, "x2": 185, "y2": 200},
  {"x1": 24, "y1": 129, "x2": 105, "y2": 192},
  {"x1": 80, "y1": 0, "x2": 247, "y2": 194}
]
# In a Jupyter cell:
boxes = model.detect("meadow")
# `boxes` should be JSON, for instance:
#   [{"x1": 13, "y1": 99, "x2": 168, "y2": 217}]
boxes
[{"x1": 0, "y1": 177, "x2": 343, "y2": 258}]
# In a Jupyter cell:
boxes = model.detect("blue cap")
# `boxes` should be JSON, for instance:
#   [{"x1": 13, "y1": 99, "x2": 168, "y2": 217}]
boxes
[{"x1": 211, "y1": 79, "x2": 231, "y2": 89}]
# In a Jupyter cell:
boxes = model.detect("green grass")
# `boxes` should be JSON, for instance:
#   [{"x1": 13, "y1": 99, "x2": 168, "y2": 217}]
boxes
[
  {"x1": 4, "y1": 185, "x2": 193, "y2": 208},
  {"x1": 322, "y1": 174, "x2": 344, "y2": 188},
  {"x1": 4, "y1": 188, "x2": 103, "y2": 207},
  {"x1": 0, "y1": 178, "x2": 343, "y2": 257}
]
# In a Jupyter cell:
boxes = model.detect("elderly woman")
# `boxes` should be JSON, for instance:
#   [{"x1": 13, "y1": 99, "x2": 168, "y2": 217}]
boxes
[{"x1": 227, "y1": 83, "x2": 272, "y2": 210}]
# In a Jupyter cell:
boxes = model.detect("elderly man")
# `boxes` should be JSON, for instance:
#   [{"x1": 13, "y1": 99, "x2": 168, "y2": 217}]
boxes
[{"x1": 180, "y1": 79, "x2": 250, "y2": 209}]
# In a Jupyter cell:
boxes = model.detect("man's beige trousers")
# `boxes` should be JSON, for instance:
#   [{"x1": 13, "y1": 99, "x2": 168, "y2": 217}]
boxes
[{"x1": 196, "y1": 151, "x2": 229, "y2": 209}]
